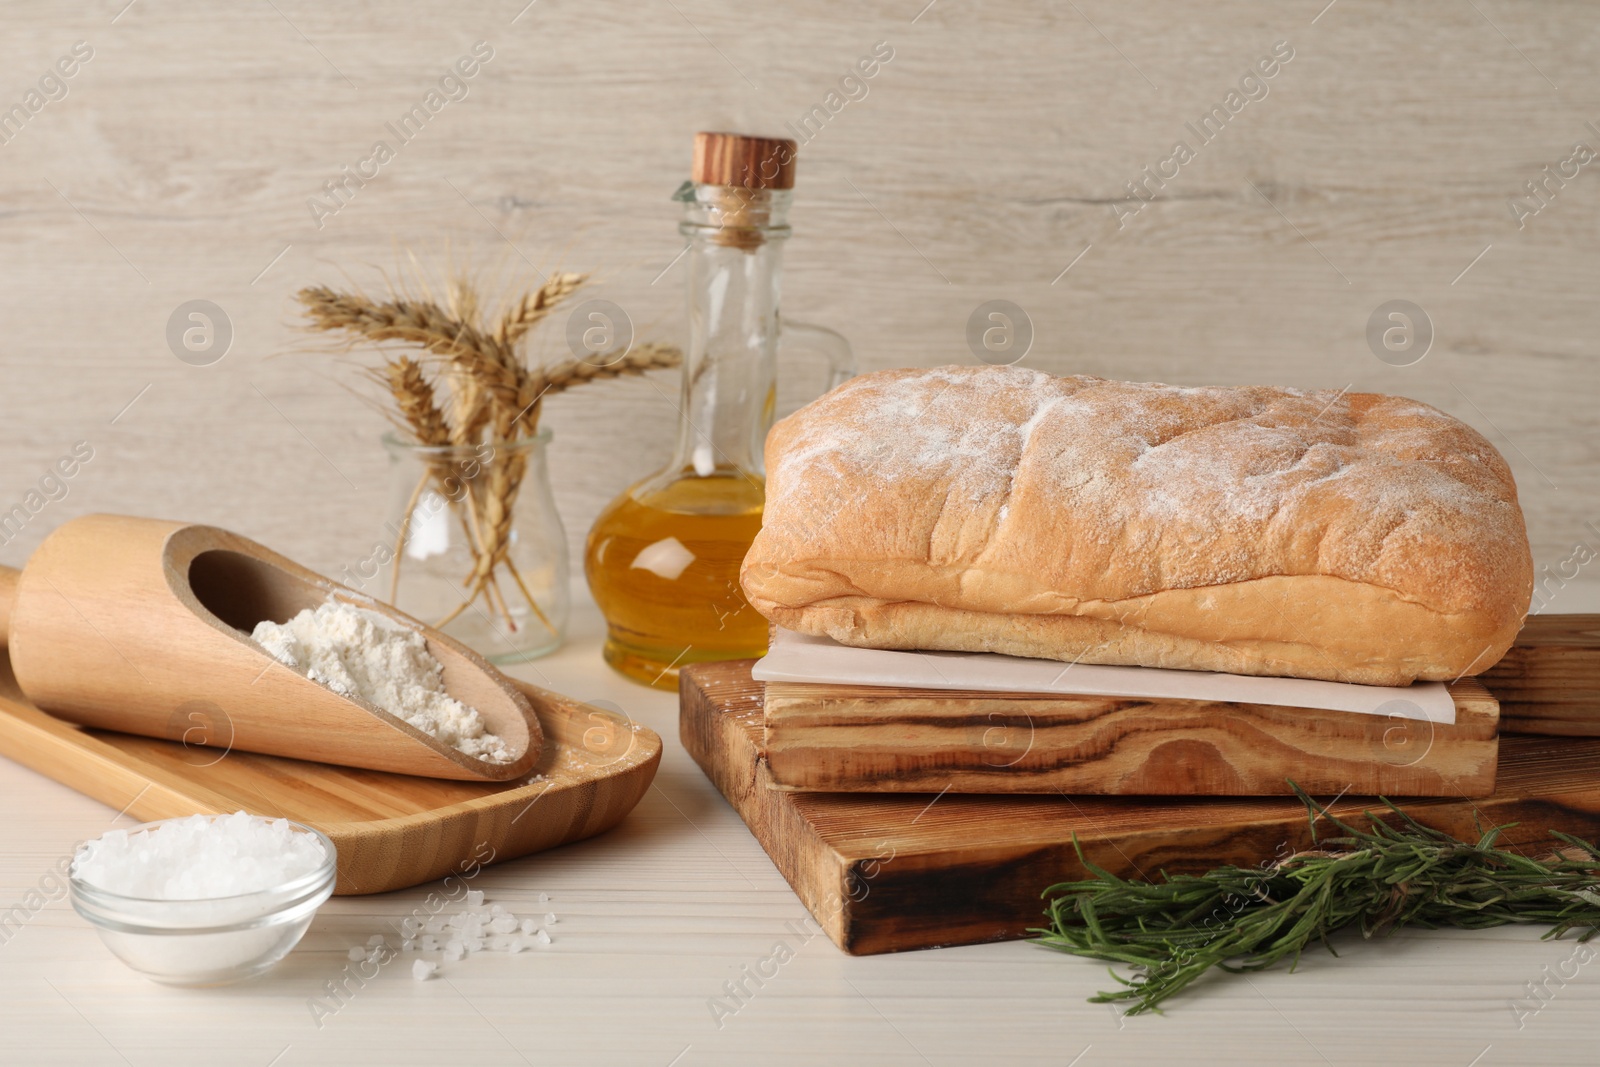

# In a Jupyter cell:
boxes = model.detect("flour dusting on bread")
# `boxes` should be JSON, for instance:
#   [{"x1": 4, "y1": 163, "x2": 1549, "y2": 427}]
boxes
[{"x1": 744, "y1": 365, "x2": 1534, "y2": 685}]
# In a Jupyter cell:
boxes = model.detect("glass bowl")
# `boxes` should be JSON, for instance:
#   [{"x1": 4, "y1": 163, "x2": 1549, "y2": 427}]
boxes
[{"x1": 69, "y1": 817, "x2": 337, "y2": 986}]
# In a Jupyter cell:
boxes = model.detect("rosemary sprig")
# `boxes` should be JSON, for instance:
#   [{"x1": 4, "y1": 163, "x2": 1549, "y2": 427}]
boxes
[{"x1": 1033, "y1": 787, "x2": 1600, "y2": 1015}]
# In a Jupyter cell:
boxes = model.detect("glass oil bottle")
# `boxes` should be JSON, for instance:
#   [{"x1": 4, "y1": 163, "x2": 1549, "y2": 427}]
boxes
[{"x1": 585, "y1": 132, "x2": 852, "y2": 689}]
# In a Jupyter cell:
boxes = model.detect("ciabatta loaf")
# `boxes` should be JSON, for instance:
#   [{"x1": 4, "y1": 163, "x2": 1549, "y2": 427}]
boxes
[{"x1": 740, "y1": 366, "x2": 1533, "y2": 686}]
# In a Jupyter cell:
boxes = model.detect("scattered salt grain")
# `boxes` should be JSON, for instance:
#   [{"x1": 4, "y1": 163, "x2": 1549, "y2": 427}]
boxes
[
  {"x1": 537, "y1": 893, "x2": 549, "y2": 904},
  {"x1": 544, "y1": 913, "x2": 558, "y2": 925},
  {"x1": 384, "y1": 891, "x2": 555, "y2": 978},
  {"x1": 346, "y1": 946, "x2": 365, "y2": 961},
  {"x1": 367, "y1": 934, "x2": 385, "y2": 947},
  {"x1": 71, "y1": 812, "x2": 327, "y2": 899}
]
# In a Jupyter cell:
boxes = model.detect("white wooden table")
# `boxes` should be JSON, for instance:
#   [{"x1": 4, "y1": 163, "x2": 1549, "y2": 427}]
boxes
[{"x1": 2, "y1": 591, "x2": 1597, "y2": 1067}]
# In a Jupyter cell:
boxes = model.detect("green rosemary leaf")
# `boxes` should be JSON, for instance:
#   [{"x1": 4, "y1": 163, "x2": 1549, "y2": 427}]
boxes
[{"x1": 1032, "y1": 786, "x2": 1600, "y2": 1015}]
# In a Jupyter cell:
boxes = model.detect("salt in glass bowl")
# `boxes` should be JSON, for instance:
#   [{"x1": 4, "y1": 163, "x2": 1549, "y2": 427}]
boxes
[{"x1": 68, "y1": 817, "x2": 337, "y2": 986}]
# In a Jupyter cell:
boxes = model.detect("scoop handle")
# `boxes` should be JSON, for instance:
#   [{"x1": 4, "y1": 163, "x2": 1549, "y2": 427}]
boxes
[{"x1": 0, "y1": 564, "x2": 16, "y2": 650}]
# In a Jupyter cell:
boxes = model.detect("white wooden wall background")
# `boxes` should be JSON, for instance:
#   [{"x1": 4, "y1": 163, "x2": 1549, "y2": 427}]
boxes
[{"x1": 0, "y1": 1, "x2": 1595, "y2": 581}]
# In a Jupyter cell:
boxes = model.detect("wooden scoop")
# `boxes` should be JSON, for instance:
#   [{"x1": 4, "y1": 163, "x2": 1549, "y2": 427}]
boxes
[{"x1": 0, "y1": 514, "x2": 542, "y2": 782}]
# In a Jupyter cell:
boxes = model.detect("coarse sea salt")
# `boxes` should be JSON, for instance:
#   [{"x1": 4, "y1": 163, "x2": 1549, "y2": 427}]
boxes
[
  {"x1": 398, "y1": 892, "x2": 555, "y2": 978},
  {"x1": 251, "y1": 599, "x2": 511, "y2": 762},
  {"x1": 71, "y1": 812, "x2": 327, "y2": 899}
]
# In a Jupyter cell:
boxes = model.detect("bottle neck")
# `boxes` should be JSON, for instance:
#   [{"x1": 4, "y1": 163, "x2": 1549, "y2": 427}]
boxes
[{"x1": 666, "y1": 184, "x2": 791, "y2": 483}]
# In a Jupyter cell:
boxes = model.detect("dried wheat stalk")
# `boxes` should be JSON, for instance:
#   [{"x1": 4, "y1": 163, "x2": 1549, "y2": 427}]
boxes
[
  {"x1": 495, "y1": 271, "x2": 587, "y2": 346},
  {"x1": 375, "y1": 356, "x2": 451, "y2": 447},
  {"x1": 300, "y1": 287, "x2": 490, "y2": 361},
  {"x1": 369, "y1": 356, "x2": 450, "y2": 603},
  {"x1": 297, "y1": 273, "x2": 681, "y2": 636}
]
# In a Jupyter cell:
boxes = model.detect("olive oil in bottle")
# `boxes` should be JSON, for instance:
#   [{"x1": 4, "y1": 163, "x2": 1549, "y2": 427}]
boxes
[
  {"x1": 585, "y1": 131, "x2": 850, "y2": 689},
  {"x1": 586, "y1": 471, "x2": 766, "y2": 686}
]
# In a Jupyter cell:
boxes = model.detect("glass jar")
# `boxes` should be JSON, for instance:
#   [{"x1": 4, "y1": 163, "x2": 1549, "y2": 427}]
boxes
[{"x1": 377, "y1": 432, "x2": 569, "y2": 663}]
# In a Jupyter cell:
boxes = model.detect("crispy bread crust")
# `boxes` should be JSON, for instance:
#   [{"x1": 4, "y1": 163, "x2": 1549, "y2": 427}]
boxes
[{"x1": 741, "y1": 367, "x2": 1533, "y2": 685}]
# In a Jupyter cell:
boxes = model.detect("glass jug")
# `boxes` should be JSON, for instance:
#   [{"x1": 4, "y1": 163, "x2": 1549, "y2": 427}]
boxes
[{"x1": 585, "y1": 132, "x2": 853, "y2": 689}]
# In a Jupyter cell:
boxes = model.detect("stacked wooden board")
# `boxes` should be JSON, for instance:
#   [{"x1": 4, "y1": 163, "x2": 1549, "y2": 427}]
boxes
[
  {"x1": 1482, "y1": 614, "x2": 1600, "y2": 735},
  {"x1": 762, "y1": 676, "x2": 1500, "y2": 796},
  {"x1": 681, "y1": 617, "x2": 1600, "y2": 955}
]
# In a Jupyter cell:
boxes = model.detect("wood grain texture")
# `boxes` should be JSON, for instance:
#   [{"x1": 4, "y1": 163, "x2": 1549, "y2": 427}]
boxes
[
  {"x1": 1485, "y1": 613, "x2": 1600, "y2": 736},
  {"x1": 692, "y1": 130, "x2": 797, "y2": 189},
  {"x1": 0, "y1": 565, "x2": 15, "y2": 645},
  {"x1": 0, "y1": 0, "x2": 1596, "y2": 608},
  {"x1": 685, "y1": 659, "x2": 1600, "y2": 955},
  {"x1": 0, "y1": 657, "x2": 660, "y2": 895},
  {"x1": 762, "y1": 677, "x2": 1500, "y2": 796},
  {"x1": 5, "y1": 515, "x2": 542, "y2": 781}
]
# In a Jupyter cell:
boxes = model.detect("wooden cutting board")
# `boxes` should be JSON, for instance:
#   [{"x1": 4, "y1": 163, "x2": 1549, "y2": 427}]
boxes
[
  {"x1": 1484, "y1": 614, "x2": 1600, "y2": 736},
  {"x1": 762, "y1": 678, "x2": 1498, "y2": 796},
  {"x1": 0, "y1": 660, "x2": 660, "y2": 895},
  {"x1": 683, "y1": 659, "x2": 1600, "y2": 956}
]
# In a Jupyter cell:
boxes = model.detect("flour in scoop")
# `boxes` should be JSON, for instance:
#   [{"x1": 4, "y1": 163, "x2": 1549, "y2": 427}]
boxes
[{"x1": 251, "y1": 600, "x2": 511, "y2": 762}]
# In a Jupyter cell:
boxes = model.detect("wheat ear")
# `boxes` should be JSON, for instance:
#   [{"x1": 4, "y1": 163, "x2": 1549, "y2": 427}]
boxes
[{"x1": 495, "y1": 271, "x2": 588, "y2": 347}]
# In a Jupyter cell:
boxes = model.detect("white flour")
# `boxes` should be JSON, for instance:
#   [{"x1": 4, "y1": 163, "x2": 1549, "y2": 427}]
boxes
[{"x1": 251, "y1": 600, "x2": 511, "y2": 763}]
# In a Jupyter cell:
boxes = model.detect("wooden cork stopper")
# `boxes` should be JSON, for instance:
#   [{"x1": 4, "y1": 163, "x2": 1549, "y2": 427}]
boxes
[{"x1": 692, "y1": 131, "x2": 797, "y2": 190}]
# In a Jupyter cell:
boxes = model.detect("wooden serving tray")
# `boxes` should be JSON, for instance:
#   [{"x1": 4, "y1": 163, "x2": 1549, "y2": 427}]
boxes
[
  {"x1": 763, "y1": 678, "x2": 1498, "y2": 796},
  {"x1": 0, "y1": 661, "x2": 660, "y2": 895},
  {"x1": 684, "y1": 659, "x2": 1600, "y2": 956}
]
